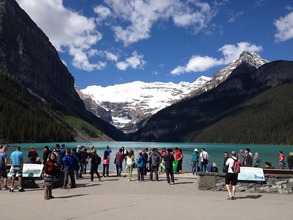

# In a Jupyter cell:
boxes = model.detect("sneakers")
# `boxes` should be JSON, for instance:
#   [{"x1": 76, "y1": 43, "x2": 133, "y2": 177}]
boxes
[
  {"x1": 18, "y1": 188, "x2": 25, "y2": 192},
  {"x1": 227, "y1": 195, "x2": 235, "y2": 200},
  {"x1": 9, "y1": 188, "x2": 14, "y2": 192}
]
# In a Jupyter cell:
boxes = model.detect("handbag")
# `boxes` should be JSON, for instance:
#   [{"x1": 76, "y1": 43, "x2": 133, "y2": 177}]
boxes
[{"x1": 44, "y1": 175, "x2": 53, "y2": 186}]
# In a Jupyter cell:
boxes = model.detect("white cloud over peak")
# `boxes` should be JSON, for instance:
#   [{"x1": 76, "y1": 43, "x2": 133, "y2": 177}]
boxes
[
  {"x1": 171, "y1": 42, "x2": 263, "y2": 75},
  {"x1": 219, "y1": 42, "x2": 263, "y2": 64},
  {"x1": 274, "y1": 12, "x2": 293, "y2": 42},
  {"x1": 102, "y1": 0, "x2": 216, "y2": 45}
]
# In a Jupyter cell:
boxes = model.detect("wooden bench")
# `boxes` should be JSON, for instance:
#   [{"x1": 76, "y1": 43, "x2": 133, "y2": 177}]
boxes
[{"x1": 263, "y1": 169, "x2": 293, "y2": 175}]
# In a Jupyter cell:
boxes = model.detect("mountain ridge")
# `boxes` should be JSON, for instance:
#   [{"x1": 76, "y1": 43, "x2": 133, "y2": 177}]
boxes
[
  {"x1": 129, "y1": 60, "x2": 293, "y2": 144},
  {"x1": 79, "y1": 51, "x2": 268, "y2": 133}
]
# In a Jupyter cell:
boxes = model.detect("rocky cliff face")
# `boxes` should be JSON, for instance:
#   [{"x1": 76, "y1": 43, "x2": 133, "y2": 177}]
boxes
[
  {"x1": 0, "y1": 0, "x2": 84, "y2": 113},
  {"x1": 0, "y1": 0, "x2": 124, "y2": 141}
]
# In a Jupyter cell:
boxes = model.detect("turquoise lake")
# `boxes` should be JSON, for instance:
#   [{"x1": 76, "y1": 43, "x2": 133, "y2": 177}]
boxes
[{"x1": 5, "y1": 142, "x2": 293, "y2": 172}]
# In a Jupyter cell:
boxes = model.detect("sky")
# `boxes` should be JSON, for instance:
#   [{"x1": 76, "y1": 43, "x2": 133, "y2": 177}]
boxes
[{"x1": 16, "y1": 0, "x2": 293, "y2": 89}]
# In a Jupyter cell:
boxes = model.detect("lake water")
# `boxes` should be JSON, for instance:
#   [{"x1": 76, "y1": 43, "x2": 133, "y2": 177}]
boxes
[{"x1": 5, "y1": 142, "x2": 293, "y2": 172}]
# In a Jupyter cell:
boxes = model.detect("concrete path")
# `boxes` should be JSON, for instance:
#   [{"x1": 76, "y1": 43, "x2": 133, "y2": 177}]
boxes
[{"x1": 0, "y1": 171, "x2": 292, "y2": 220}]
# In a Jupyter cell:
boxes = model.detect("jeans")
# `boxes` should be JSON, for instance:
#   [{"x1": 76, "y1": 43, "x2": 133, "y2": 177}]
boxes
[
  {"x1": 63, "y1": 168, "x2": 75, "y2": 188},
  {"x1": 137, "y1": 167, "x2": 144, "y2": 181},
  {"x1": 192, "y1": 161, "x2": 199, "y2": 175},
  {"x1": 165, "y1": 168, "x2": 174, "y2": 183},
  {"x1": 150, "y1": 165, "x2": 159, "y2": 181},
  {"x1": 116, "y1": 162, "x2": 122, "y2": 177},
  {"x1": 201, "y1": 162, "x2": 207, "y2": 172},
  {"x1": 90, "y1": 164, "x2": 101, "y2": 181},
  {"x1": 103, "y1": 164, "x2": 109, "y2": 177},
  {"x1": 79, "y1": 163, "x2": 84, "y2": 177}
]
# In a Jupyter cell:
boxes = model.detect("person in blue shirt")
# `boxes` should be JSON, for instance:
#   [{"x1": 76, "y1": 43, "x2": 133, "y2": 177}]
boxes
[
  {"x1": 62, "y1": 148, "x2": 76, "y2": 189},
  {"x1": 191, "y1": 148, "x2": 199, "y2": 175},
  {"x1": 9, "y1": 146, "x2": 24, "y2": 192},
  {"x1": 136, "y1": 150, "x2": 145, "y2": 182}
]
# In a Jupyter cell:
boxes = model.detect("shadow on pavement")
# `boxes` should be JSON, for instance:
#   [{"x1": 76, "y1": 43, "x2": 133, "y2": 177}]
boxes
[
  {"x1": 235, "y1": 194, "x2": 262, "y2": 200},
  {"x1": 55, "y1": 193, "x2": 89, "y2": 199}
]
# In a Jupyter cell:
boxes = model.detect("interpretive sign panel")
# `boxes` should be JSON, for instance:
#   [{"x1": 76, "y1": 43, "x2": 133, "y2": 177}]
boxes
[
  {"x1": 8, "y1": 164, "x2": 44, "y2": 178},
  {"x1": 238, "y1": 167, "x2": 265, "y2": 181}
]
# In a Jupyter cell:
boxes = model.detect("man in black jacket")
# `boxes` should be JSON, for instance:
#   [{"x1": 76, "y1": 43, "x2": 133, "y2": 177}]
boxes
[{"x1": 164, "y1": 148, "x2": 175, "y2": 185}]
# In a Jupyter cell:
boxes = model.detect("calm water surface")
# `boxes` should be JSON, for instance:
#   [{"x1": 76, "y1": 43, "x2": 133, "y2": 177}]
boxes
[{"x1": 5, "y1": 142, "x2": 293, "y2": 172}]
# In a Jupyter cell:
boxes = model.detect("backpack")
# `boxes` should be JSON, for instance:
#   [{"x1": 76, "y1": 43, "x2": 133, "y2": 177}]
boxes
[
  {"x1": 232, "y1": 158, "x2": 241, "y2": 174},
  {"x1": 96, "y1": 155, "x2": 101, "y2": 165},
  {"x1": 151, "y1": 153, "x2": 161, "y2": 166}
]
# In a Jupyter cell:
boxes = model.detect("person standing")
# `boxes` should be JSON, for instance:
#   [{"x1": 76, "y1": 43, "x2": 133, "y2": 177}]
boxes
[
  {"x1": 43, "y1": 153, "x2": 59, "y2": 200},
  {"x1": 126, "y1": 149, "x2": 135, "y2": 181},
  {"x1": 42, "y1": 146, "x2": 51, "y2": 164},
  {"x1": 253, "y1": 152, "x2": 261, "y2": 168},
  {"x1": 89, "y1": 149, "x2": 101, "y2": 181},
  {"x1": 278, "y1": 151, "x2": 286, "y2": 169},
  {"x1": 191, "y1": 148, "x2": 200, "y2": 175},
  {"x1": 142, "y1": 148, "x2": 149, "y2": 175},
  {"x1": 78, "y1": 146, "x2": 88, "y2": 177},
  {"x1": 244, "y1": 148, "x2": 252, "y2": 167},
  {"x1": 174, "y1": 147, "x2": 182, "y2": 173},
  {"x1": 164, "y1": 148, "x2": 175, "y2": 185},
  {"x1": 62, "y1": 148, "x2": 76, "y2": 189},
  {"x1": 149, "y1": 148, "x2": 161, "y2": 181},
  {"x1": 9, "y1": 146, "x2": 24, "y2": 192},
  {"x1": 115, "y1": 148, "x2": 124, "y2": 177},
  {"x1": 102, "y1": 150, "x2": 110, "y2": 177},
  {"x1": 225, "y1": 151, "x2": 238, "y2": 200},
  {"x1": 200, "y1": 148, "x2": 209, "y2": 172},
  {"x1": 287, "y1": 152, "x2": 293, "y2": 170},
  {"x1": 237, "y1": 149, "x2": 245, "y2": 166},
  {"x1": 28, "y1": 146, "x2": 38, "y2": 163},
  {"x1": 136, "y1": 150, "x2": 145, "y2": 182},
  {"x1": 222, "y1": 152, "x2": 229, "y2": 173},
  {"x1": 0, "y1": 145, "x2": 9, "y2": 190}
]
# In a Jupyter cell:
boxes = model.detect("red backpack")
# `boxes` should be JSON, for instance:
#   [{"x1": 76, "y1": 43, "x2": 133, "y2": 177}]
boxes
[{"x1": 232, "y1": 158, "x2": 241, "y2": 174}]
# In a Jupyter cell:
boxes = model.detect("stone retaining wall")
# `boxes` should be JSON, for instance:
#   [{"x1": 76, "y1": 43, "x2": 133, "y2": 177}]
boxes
[{"x1": 198, "y1": 172, "x2": 293, "y2": 194}]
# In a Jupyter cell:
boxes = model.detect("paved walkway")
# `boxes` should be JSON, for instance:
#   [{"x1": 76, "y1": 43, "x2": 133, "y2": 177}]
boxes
[{"x1": 0, "y1": 171, "x2": 292, "y2": 220}]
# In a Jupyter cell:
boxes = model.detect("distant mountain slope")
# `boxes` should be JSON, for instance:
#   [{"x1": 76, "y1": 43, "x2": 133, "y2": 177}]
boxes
[
  {"x1": 130, "y1": 61, "x2": 293, "y2": 145},
  {"x1": 80, "y1": 76, "x2": 211, "y2": 133}
]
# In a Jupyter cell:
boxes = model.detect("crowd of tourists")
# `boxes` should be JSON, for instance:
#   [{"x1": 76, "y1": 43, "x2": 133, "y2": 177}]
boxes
[{"x1": 1, "y1": 144, "x2": 293, "y2": 200}]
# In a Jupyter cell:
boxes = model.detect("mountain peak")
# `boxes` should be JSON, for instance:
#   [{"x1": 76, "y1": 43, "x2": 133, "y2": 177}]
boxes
[
  {"x1": 238, "y1": 51, "x2": 269, "y2": 68},
  {"x1": 213, "y1": 51, "x2": 269, "y2": 83}
]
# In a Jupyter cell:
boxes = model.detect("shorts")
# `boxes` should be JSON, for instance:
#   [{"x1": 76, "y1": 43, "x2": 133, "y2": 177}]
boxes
[
  {"x1": 11, "y1": 166, "x2": 23, "y2": 178},
  {"x1": 225, "y1": 173, "x2": 238, "y2": 186},
  {"x1": 0, "y1": 167, "x2": 7, "y2": 178}
]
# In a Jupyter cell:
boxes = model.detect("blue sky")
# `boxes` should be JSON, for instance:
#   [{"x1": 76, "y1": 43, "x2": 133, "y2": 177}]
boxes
[{"x1": 16, "y1": 0, "x2": 293, "y2": 89}]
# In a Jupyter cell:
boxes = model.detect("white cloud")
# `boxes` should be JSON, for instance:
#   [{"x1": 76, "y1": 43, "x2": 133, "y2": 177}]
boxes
[
  {"x1": 103, "y1": 0, "x2": 216, "y2": 45},
  {"x1": 171, "y1": 42, "x2": 263, "y2": 75},
  {"x1": 116, "y1": 52, "x2": 146, "y2": 71},
  {"x1": 69, "y1": 47, "x2": 107, "y2": 71},
  {"x1": 94, "y1": 5, "x2": 111, "y2": 22},
  {"x1": 104, "y1": 51, "x2": 119, "y2": 62},
  {"x1": 219, "y1": 42, "x2": 263, "y2": 63},
  {"x1": 274, "y1": 12, "x2": 293, "y2": 42},
  {"x1": 16, "y1": 0, "x2": 103, "y2": 71}
]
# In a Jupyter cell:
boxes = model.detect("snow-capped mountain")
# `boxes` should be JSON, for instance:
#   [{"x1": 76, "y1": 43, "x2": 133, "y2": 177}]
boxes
[
  {"x1": 201, "y1": 51, "x2": 269, "y2": 92},
  {"x1": 79, "y1": 51, "x2": 269, "y2": 133},
  {"x1": 80, "y1": 76, "x2": 211, "y2": 133}
]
